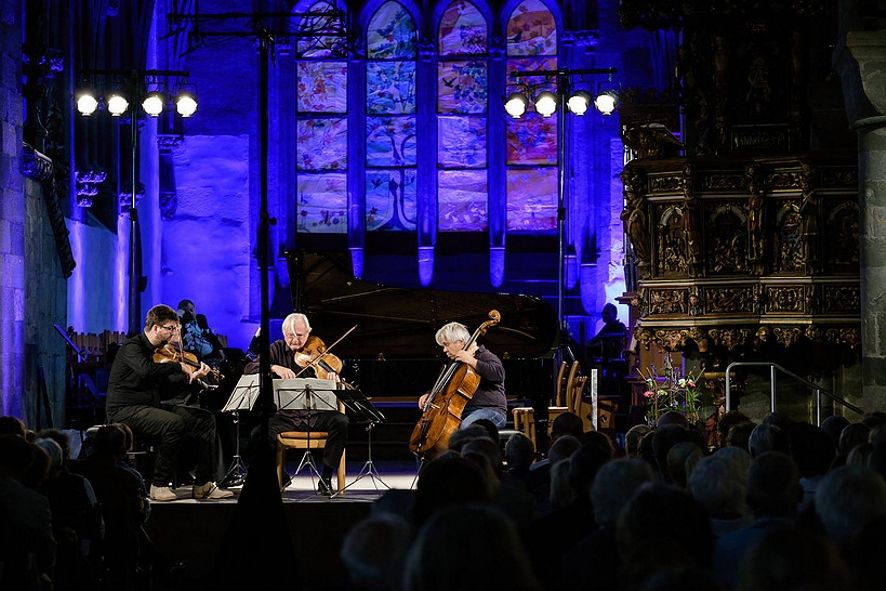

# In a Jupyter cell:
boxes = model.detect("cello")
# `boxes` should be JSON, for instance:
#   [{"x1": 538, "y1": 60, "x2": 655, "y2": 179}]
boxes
[{"x1": 408, "y1": 309, "x2": 501, "y2": 459}]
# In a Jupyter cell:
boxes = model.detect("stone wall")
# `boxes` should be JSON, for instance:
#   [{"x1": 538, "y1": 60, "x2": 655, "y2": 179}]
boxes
[{"x1": 0, "y1": 0, "x2": 24, "y2": 417}]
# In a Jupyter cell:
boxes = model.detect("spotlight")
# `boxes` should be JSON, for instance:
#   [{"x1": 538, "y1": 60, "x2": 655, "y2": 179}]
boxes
[
  {"x1": 504, "y1": 92, "x2": 528, "y2": 119},
  {"x1": 566, "y1": 91, "x2": 591, "y2": 116},
  {"x1": 76, "y1": 92, "x2": 99, "y2": 116},
  {"x1": 106, "y1": 93, "x2": 129, "y2": 116},
  {"x1": 534, "y1": 91, "x2": 558, "y2": 118},
  {"x1": 141, "y1": 91, "x2": 165, "y2": 117},
  {"x1": 593, "y1": 90, "x2": 618, "y2": 116},
  {"x1": 175, "y1": 91, "x2": 198, "y2": 117}
]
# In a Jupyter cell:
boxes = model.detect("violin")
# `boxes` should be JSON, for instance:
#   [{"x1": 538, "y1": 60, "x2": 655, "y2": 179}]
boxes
[
  {"x1": 152, "y1": 343, "x2": 223, "y2": 386},
  {"x1": 295, "y1": 335, "x2": 343, "y2": 381}
]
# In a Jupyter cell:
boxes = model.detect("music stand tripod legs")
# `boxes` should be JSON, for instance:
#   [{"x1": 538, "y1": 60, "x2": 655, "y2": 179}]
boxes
[
  {"x1": 336, "y1": 421, "x2": 389, "y2": 494},
  {"x1": 221, "y1": 410, "x2": 248, "y2": 487}
]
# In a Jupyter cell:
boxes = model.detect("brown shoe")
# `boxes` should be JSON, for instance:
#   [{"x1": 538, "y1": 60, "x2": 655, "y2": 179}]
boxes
[
  {"x1": 150, "y1": 485, "x2": 177, "y2": 502},
  {"x1": 193, "y1": 482, "x2": 234, "y2": 500}
]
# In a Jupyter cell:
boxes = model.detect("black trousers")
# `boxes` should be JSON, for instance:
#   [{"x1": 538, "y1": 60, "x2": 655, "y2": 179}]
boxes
[
  {"x1": 252, "y1": 410, "x2": 350, "y2": 470},
  {"x1": 108, "y1": 404, "x2": 217, "y2": 487}
]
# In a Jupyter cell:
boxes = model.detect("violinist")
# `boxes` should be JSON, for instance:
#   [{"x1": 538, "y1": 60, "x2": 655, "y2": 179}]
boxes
[
  {"x1": 105, "y1": 304, "x2": 233, "y2": 502},
  {"x1": 418, "y1": 321, "x2": 507, "y2": 429},
  {"x1": 244, "y1": 312, "x2": 350, "y2": 496}
]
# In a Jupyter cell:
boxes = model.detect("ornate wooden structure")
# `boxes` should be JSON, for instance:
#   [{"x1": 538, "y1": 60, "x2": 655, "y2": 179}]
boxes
[{"x1": 623, "y1": 155, "x2": 860, "y2": 395}]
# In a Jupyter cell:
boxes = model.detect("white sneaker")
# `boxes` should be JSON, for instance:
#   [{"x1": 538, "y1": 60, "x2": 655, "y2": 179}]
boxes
[
  {"x1": 193, "y1": 482, "x2": 234, "y2": 500},
  {"x1": 149, "y1": 485, "x2": 177, "y2": 502}
]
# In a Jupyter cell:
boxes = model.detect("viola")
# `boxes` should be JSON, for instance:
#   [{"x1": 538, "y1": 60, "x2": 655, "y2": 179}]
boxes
[
  {"x1": 295, "y1": 335, "x2": 344, "y2": 381},
  {"x1": 408, "y1": 309, "x2": 501, "y2": 459},
  {"x1": 152, "y1": 343, "x2": 223, "y2": 385}
]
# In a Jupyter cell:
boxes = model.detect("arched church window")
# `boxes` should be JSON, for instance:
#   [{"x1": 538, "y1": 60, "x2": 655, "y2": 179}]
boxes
[
  {"x1": 365, "y1": 1, "x2": 418, "y2": 232},
  {"x1": 505, "y1": 0, "x2": 558, "y2": 233},
  {"x1": 437, "y1": 0, "x2": 489, "y2": 232},
  {"x1": 295, "y1": 0, "x2": 349, "y2": 233}
]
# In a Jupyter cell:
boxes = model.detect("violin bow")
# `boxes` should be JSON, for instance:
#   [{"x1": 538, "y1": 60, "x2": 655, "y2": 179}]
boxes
[{"x1": 294, "y1": 324, "x2": 358, "y2": 379}]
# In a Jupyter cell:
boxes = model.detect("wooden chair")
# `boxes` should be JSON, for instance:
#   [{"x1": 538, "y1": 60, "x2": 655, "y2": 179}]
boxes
[
  {"x1": 511, "y1": 361, "x2": 579, "y2": 449},
  {"x1": 275, "y1": 400, "x2": 347, "y2": 492}
]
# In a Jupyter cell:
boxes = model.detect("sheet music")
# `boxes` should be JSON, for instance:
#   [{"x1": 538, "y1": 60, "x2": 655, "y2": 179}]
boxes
[
  {"x1": 273, "y1": 377, "x2": 339, "y2": 411},
  {"x1": 222, "y1": 373, "x2": 261, "y2": 412}
]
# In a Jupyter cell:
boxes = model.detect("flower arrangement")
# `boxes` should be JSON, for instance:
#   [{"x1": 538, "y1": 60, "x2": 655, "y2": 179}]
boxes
[{"x1": 641, "y1": 354, "x2": 703, "y2": 425}]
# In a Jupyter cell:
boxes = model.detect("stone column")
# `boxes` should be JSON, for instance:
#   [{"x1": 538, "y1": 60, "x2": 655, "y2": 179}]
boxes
[
  {"x1": 837, "y1": 27, "x2": 886, "y2": 410},
  {"x1": 0, "y1": 0, "x2": 24, "y2": 416}
]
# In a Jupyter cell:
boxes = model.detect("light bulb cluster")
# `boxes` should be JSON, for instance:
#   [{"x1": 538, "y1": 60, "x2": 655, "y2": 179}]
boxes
[
  {"x1": 75, "y1": 89, "x2": 198, "y2": 118},
  {"x1": 504, "y1": 89, "x2": 618, "y2": 118}
]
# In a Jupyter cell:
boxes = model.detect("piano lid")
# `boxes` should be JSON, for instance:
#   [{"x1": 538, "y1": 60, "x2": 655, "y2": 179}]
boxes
[{"x1": 287, "y1": 251, "x2": 559, "y2": 359}]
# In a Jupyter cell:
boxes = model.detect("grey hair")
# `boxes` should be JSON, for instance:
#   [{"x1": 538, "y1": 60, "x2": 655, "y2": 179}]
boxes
[
  {"x1": 282, "y1": 312, "x2": 311, "y2": 335},
  {"x1": 435, "y1": 322, "x2": 470, "y2": 346}
]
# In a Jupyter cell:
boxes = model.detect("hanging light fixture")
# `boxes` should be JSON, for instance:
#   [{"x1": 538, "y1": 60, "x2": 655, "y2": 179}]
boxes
[
  {"x1": 593, "y1": 90, "x2": 619, "y2": 116},
  {"x1": 141, "y1": 90, "x2": 165, "y2": 117},
  {"x1": 504, "y1": 92, "x2": 528, "y2": 119},
  {"x1": 566, "y1": 91, "x2": 591, "y2": 116},
  {"x1": 106, "y1": 93, "x2": 129, "y2": 117},
  {"x1": 534, "y1": 91, "x2": 558, "y2": 118},
  {"x1": 75, "y1": 91, "x2": 99, "y2": 116},
  {"x1": 175, "y1": 90, "x2": 198, "y2": 118}
]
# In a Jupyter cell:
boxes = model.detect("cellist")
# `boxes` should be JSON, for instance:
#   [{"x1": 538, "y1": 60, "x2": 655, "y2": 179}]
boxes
[
  {"x1": 417, "y1": 321, "x2": 507, "y2": 429},
  {"x1": 243, "y1": 312, "x2": 350, "y2": 496}
]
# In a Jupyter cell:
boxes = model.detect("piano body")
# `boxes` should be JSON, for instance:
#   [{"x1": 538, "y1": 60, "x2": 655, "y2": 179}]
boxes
[{"x1": 286, "y1": 251, "x2": 560, "y2": 412}]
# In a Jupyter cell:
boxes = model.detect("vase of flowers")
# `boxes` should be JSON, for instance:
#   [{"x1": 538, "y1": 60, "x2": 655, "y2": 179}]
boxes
[{"x1": 641, "y1": 354, "x2": 703, "y2": 425}]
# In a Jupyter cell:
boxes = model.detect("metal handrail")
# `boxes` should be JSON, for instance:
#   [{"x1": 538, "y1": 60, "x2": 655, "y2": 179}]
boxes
[{"x1": 725, "y1": 361, "x2": 864, "y2": 425}]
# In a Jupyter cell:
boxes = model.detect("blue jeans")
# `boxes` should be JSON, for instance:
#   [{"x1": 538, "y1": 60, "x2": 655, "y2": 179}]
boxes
[{"x1": 460, "y1": 407, "x2": 507, "y2": 429}]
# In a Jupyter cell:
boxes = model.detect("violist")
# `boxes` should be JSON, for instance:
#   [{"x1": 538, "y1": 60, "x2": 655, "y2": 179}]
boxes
[
  {"x1": 105, "y1": 304, "x2": 233, "y2": 502},
  {"x1": 417, "y1": 321, "x2": 508, "y2": 429},
  {"x1": 244, "y1": 312, "x2": 350, "y2": 496}
]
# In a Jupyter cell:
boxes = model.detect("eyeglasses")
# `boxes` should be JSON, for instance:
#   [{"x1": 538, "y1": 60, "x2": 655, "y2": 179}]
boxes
[{"x1": 159, "y1": 324, "x2": 180, "y2": 332}]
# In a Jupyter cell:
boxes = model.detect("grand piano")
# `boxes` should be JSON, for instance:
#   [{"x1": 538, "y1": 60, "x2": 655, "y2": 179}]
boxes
[{"x1": 285, "y1": 250, "x2": 561, "y2": 407}]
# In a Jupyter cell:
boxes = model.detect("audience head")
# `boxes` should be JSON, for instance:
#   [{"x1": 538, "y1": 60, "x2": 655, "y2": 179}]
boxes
[
  {"x1": 34, "y1": 437, "x2": 63, "y2": 476},
  {"x1": 838, "y1": 423, "x2": 871, "y2": 459},
  {"x1": 717, "y1": 410, "x2": 751, "y2": 448},
  {"x1": 469, "y1": 418, "x2": 499, "y2": 443},
  {"x1": 652, "y1": 425, "x2": 695, "y2": 482},
  {"x1": 726, "y1": 421, "x2": 756, "y2": 451},
  {"x1": 815, "y1": 464, "x2": 886, "y2": 547},
  {"x1": 341, "y1": 513, "x2": 410, "y2": 591},
  {"x1": 737, "y1": 528, "x2": 849, "y2": 591},
  {"x1": 0, "y1": 415, "x2": 26, "y2": 437},
  {"x1": 549, "y1": 458, "x2": 575, "y2": 510},
  {"x1": 568, "y1": 438, "x2": 614, "y2": 500},
  {"x1": 688, "y1": 455, "x2": 747, "y2": 518},
  {"x1": 93, "y1": 424, "x2": 128, "y2": 459},
  {"x1": 789, "y1": 422, "x2": 835, "y2": 478},
  {"x1": 617, "y1": 484, "x2": 714, "y2": 591},
  {"x1": 861, "y1": 411, "x2": 886, "y2": 431},
  {"x1": 447, "y1": 424, "x2": 488, "y2": 453},
  {"x1": 37, "y1": 429, "x2": 71, "y2": 463},
  {"x1": 820, "y1": 415, "x2": 850, "y2": 449},
  {"x1": 746, "y1": 451, "x2": 801, "y2": 518},
  {"x1": 760, "y1": 411, "x2": 792, "y2": 431},
  {"x1": 748, "y1": 423, "x2": 788, "y2": 458},
  {"x1": 657, "y1": 411, "x2": 689, "y2": 429},
  {"x1": 666, "y1": 441, "x2": 703, "y2": 489},
  {"x1": 551, "y1": 412, "x2": 584, "y2": 441},
  {"x1": 403, "y1": 504, "x2": 539, "y2": 591},
  {"x1": 547, "y1": 434, "x2": 581, "y2": 465},
  {"x1": 461, "y1": 436, "x2": 501, "y2": 473},
  {"x1": 0, "y1": 434, "x2": 34, "y2": 478},
  {"x1": 625, "y1": 424, "x2": 652, "y2": 458},
  {"x1": 412, "y1": 453, "x2": 490, "y2": 528},
  {"x1": 846, "y1": 442, "x2": 874, "y2": 467},
  {"x1": 591, "y1": 458, "x2": 654, "y2": 527},
  {"x1": 504, "y1": 432, "x2": 534, "y2": 473}
]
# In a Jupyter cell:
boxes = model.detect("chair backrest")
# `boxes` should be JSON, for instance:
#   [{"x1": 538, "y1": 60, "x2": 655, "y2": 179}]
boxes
[{"x1": 554, "y1": 361, "x2": 568, "y2": 405}]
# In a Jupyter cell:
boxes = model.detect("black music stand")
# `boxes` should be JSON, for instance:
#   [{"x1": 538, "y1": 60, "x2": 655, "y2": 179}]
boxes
[
  {"x1": 220, "y1": 374, "x2": 261, "y2": 486},
  {"x1": 333, "y1": 386, "x2": 388, "y2": 493},
  {"x1": 273, "y1": 378, "x2": 339, "y2": 489}
]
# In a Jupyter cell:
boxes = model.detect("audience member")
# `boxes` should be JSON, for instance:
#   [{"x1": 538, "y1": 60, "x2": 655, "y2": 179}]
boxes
[
  {"x1": 689, "y1": 455, "x2": 751, "y2": 538},
  {"x1": 624, "y1": 424, "x2": 652, "y2": 458},
  {"x1": 814, "y1": 464, "x2": 886, "y2": 548},
  {"x1": 789, "y1": 422, "x2": 836, "y2": 510},
  {"x1": 666, "y1": 440, "x2": 703, "y2": 489},
  {"x1": 340, "y1": 513, "x2": 410, "y2": 591},
  {"x1": 736, "y1": 527, "x2": 849, "y2": 591}
]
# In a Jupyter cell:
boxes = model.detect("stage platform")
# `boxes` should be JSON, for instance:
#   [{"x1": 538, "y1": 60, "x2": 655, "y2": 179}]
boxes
[{"x1": 146, "y1": 461, "x2": 418, "y2": 591}]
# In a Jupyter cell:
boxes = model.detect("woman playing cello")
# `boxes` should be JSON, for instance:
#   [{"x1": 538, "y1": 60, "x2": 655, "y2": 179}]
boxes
[{"x1": 417, "y1": 320, "x2": 507, "y2": 430}]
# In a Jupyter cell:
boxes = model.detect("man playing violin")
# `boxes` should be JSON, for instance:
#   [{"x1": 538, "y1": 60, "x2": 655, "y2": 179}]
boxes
[
  {"x1": 418, "y1": 321, "x2": 508, "y2": 429},
  {"x1": 244, "y1": 312, "x2": 350, "y2": 496},
  {"x1": 105, "y1": 304, "x2": 234, "y2": 502}
]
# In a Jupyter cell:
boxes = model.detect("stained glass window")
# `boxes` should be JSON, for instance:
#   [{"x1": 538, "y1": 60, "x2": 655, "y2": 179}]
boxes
[
  {"x1": 437, "y1": 1, "x2": 488, "y2": 232},
  {"x1": 366, "y1": 2, "x2": 417, "y2": 232},
  {"x1": 506, "y1": 0, "x2": 558, "y2": 232},
  {"x1": 295, "y1": 1, "x2": 348, "y2": 233}
]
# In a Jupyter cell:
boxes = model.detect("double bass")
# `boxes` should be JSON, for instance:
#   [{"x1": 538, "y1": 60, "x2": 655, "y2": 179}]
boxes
[{"x1": 408, "y1": 310, "x2": 501, "y2": 459}]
